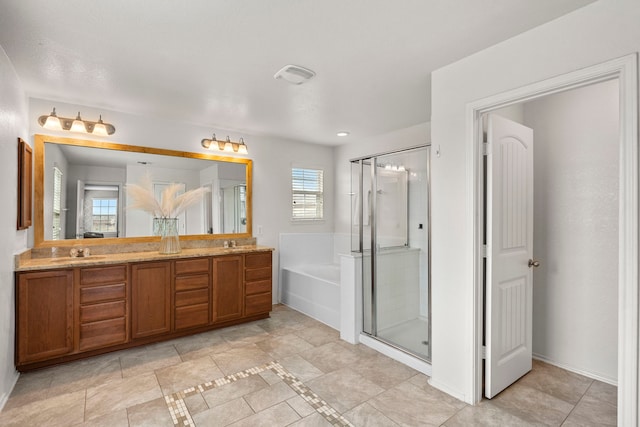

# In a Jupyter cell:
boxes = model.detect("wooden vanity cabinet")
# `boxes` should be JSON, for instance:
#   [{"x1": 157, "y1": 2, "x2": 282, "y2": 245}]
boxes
[
  {"x1": 17, "y1": 269, "x2": 74, "y2": 364},
  {"x1": 131, "y1": 261, "x2": 171, "y2": 339},
  {"x1": 213, "y1": 255, "x2": 244, "y2": 322},
  {"x1": 77, "y1": 265, "x2": 128, "y2": 351},
  {"x1": 16, "y1": 250, "x2": 273, "y2": 371},
  {"x1": 174, "y1": 257, "x2": 211, "y2": 330}
]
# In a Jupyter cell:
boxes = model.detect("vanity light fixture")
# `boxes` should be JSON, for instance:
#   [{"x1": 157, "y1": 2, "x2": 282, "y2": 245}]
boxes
[
  {"x1": 201, "y1": 134, "x2": 248, "y2": 155},
  {"x1": 38, "y1": 108, "x2": 116, "y2": 135},
  {"x1": 336, "y1": 131, "x2": 350, "y2": 137}
]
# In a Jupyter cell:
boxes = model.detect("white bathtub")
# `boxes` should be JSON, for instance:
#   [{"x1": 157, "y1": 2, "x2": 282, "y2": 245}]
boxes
[{"x1": 280, "y1": 263, "x2": 340, "y2": 330}]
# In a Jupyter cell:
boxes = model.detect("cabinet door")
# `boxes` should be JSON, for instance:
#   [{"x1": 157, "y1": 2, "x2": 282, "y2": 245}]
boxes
[
  {"x1": 131, "y1": 262, "x2": 171, "y2": 339},
  {"x1": 213, "y1": 255, "x2": 243, "y2": 322},
  {"x1": 17, "y1": 270, "x2": 74, "y2": 364}
]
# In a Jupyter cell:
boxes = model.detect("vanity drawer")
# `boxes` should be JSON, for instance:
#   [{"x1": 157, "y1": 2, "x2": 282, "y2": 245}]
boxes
[
  {"x1": 245, "y1": 267, "x2": 271, "y2": 282},
  {"x1": 80, "y1": 300, "x2": 126, "y2": 323},
  {"x1": 175, "y1": 258, "x2": 210, "y2": 275},
  {"x1": 175, "y1": 304, "x2": 209, "y2": 330},
  {"x1": 245, "y1": 252, "x2": 271, "y2": 269},
  {"x1": 79, "y1": 318, "x2": 127, "y2": 350},
  {"x1": 175, "y1": 274, "x2": 209, "y2": 291},
  {"x1": 246, "y1": 280, "x2": 271, "y2": 296},
  {"x1": 80, "y1": 265, "x2": 126, "y2": 285},
  {"x1": 80, "y1": 283, "x2": 126, "y2": 304},
  {"x1": 245, "y1": 293, "x2": 272, "y2": 316},
  {"x1": 175, "y1": 289, "x2": 209, "y2": 307}
]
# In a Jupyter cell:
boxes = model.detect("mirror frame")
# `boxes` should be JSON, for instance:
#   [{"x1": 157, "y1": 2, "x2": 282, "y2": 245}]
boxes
[{"x1": 33, "y1": 134, "x2": 253, "y2": 248}]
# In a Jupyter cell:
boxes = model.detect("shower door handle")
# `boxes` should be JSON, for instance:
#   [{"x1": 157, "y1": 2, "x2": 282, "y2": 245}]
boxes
[{"x1": 528, "y1": 259, "x2": 541, "y2": 268}]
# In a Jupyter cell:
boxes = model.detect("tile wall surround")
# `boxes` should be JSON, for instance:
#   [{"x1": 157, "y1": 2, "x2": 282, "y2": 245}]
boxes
[{"x1": 0, "y1": 305, "x2": 617, "y2": 426}]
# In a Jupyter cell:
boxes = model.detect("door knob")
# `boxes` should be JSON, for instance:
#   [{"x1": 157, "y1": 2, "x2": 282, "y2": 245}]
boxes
[{"x1": 528, "y1": 259, "x2": 541, "y2": 268}]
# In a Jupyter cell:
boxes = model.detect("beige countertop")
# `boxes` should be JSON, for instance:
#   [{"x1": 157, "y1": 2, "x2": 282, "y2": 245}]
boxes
[{"x1": 15, "y1": 245, "x2": 273, "y2": 272}]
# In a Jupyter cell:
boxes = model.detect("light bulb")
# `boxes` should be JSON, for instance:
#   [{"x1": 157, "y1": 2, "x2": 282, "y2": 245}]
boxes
[
  {"x1": 42, "y1": 108, "x2": 63, "y2": 130},
  {"x1": 237, "y1": 138, "x2": 248, "y2": 154},
  {"x1": 92, "y1": 115, "x2": 109, "y2": 136},
  {"x1": 70, "y1": 112, "x2": 87, "y2": 133}
]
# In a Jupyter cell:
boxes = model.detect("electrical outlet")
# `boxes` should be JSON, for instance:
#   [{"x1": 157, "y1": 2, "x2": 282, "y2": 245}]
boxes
[{"x1": 257, "y1": 225, "x2": 263, "y2": 236}]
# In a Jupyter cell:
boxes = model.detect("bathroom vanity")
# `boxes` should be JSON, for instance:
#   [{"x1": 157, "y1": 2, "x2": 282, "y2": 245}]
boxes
[
  {"x1": 16, "y1": 134, "x2": 269, "y2": 371},
  {"x1": 14, "y1": 246, "x2": 273, "y2": 371}
]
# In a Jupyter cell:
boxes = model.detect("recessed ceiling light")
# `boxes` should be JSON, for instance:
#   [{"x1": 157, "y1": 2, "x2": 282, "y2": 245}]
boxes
[{"x1": 337, "y1": 131, "x2": 350, "y2": 137}]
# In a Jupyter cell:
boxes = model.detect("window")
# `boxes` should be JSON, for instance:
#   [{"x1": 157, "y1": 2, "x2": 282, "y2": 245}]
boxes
[
  {"x1": 292, "y1": 167, "x2": 324, "y2": 220},
  {"x1": 52, "y1": 167, "x2": 62, "y2": 240},
  {"x1": 91, "y1": 198, "x2": 118, "y2": 232}
]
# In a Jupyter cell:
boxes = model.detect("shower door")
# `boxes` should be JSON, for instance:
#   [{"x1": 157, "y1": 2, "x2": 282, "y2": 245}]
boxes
[{"x1": 353, "y1": 146, "x2": 430, "y2": 361}]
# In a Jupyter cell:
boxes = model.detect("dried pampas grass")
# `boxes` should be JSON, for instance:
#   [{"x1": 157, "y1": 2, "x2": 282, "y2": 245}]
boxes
[{"x1": 126, "y1": 173, "x2": 209, "y2": 218}]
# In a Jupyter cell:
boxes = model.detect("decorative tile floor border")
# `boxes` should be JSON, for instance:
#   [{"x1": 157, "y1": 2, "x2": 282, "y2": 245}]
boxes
[{"x1": 164, "y1": 361, "x2": 354, "y2": 427}]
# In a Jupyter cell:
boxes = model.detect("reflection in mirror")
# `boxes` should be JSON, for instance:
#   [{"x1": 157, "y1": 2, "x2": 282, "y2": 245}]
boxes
[{"x1": 35, "y1": 135, "x2": 252, "y2": 247}]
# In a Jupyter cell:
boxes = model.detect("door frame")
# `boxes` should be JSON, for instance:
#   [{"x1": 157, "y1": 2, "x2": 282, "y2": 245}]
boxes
[{"x1": 467, "y1": 54, "x2": 638, "y2": 424}]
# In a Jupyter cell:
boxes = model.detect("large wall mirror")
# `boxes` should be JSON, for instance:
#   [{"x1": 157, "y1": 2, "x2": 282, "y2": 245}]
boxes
[{"x1": 34, "y1": 134, "x2": 252, "y2": 247}]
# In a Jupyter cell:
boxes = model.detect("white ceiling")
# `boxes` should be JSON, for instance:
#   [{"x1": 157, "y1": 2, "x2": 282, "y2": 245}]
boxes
[{"x1": 0, "y1": 0, "x2": 595, "y2": 145}]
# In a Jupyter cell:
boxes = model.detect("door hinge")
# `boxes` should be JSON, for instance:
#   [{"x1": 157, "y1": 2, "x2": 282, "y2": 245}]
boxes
[
  {"x1": 482, "y1": 244, "x2": 488, "y2": 257},
  {"x1": 482, "y1": 345, "x2": 487, "y2": 359},
  {"x1": 482, "y1": 142, "x2": 490, "y2": 156}
]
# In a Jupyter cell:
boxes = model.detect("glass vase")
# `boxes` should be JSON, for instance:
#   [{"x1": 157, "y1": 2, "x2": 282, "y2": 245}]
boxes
[{"x1": 153, "y1": 218, "x2": 181, "y2": 254}]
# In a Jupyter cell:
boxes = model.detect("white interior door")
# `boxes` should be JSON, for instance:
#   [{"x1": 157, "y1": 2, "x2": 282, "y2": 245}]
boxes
[
  {"x1": 485, "y1": 114, "x2": 535, "y2": 398},
  {"x1": 76, "y1": 179, "x2": 85, "y2": 238}
]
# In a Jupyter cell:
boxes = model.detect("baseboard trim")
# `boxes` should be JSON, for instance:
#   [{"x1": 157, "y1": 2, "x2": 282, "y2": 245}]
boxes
[
  {"x1": 0, "y1": 371, "x2": 20, "y2": 412},
  {"x1": 532, "y1": 353, "x2": 617, "y2": 386},
  {"x1": 427, "y1": 378, "x2": 468, "y2": 403}
]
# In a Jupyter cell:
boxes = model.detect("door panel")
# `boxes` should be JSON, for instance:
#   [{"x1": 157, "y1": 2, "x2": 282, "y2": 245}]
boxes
[
  {"x1": 485, "y1": 114, "x2": 534, "y2": 398},
  {"x1": 131, "y1": 262, "x2": 171, "y2": 339},
  {"x1": 212, "y1": 255, "x2": 243, "y2": 322}
]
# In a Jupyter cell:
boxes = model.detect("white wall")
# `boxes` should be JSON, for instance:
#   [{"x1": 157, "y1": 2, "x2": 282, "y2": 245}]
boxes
[
  {"x1": 430, "y1": 0, "x2": 639, "y2": 403},
  {"x1": 28, "y1": 97, "x2": 335, "y2": 303},
  {"x1": 523, "y1": 80, "x2": 619, "y2": 382},
  {"x1": 0, "y1": 45, "x2": 28, "y2": 410}
]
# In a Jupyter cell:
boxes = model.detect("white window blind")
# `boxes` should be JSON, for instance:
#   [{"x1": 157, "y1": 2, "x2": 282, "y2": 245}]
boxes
[
  {"x1": 52, "y1": 167, "x2": 62, "y2": 240},
  {"x1": 292, "y1": 168, "x2": 324, "y2": 220}
]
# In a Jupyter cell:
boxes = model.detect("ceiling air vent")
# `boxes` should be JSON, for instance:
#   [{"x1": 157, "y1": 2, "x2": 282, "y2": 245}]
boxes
[{"x1": 273, "y1": 64, "x2": 316, "y2": 85}]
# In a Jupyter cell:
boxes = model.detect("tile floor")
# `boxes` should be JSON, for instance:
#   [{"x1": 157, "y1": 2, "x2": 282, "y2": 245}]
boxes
[{"x1": 0, "y1": 305, "x2": 617, "y2": 426}]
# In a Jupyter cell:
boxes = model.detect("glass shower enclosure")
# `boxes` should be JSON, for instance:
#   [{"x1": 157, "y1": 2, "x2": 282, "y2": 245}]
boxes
[{"x1": 351, "y1": 146, "x2": 430, "y2": 361}]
